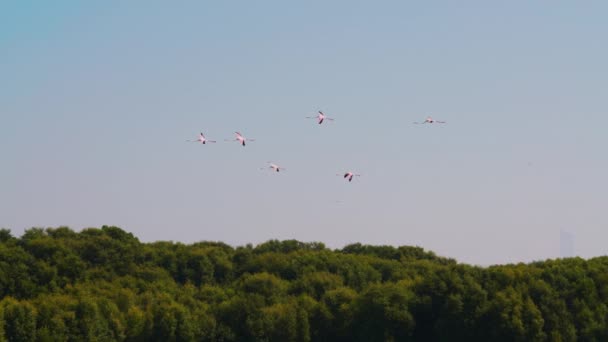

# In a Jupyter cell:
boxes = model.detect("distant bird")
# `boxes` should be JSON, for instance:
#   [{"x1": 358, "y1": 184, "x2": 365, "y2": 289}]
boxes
[
  {"x1": 306, "y1": 111, "x2": 334, "y2": 125},
  {"x1": 261, "y1": 162, "x2": 286, "y2": 173},
  {"x1": 414, "y1": 116, "x2": 446, "y2": 124},
  {"x1": 337, "y1": 171, "x2": 361, "y2": 182},
  {"x1": 187, "y1": 132, "x2": 216, "y2": 144},
  {"x1": 226, "y1": 132, "x2": 255, "y2": 146}
]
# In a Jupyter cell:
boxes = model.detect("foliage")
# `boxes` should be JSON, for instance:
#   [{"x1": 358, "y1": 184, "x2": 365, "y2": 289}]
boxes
[{"x1": 0, "y1": 226, "x2": 606, "y2": 341}]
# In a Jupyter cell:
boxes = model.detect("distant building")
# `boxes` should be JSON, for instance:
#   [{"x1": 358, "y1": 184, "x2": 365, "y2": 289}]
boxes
[{"x1": 560, "y1": 230, "x2": 574, "y2": 258}]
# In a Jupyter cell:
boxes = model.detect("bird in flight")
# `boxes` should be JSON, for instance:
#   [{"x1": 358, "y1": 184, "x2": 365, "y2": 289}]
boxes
[
  {"x1": 338, "y1": 171, "x2": 361, "y2": 182},
  {"x1": 414, "y1": 116, "x2": 446, "y2": 124},
  {"x1": 306, "y1": 111, "x2": 334, "y2": 124},
  {"x1": 187, "y1": 132, "x2": 216, "y2": 144},
  {"x1": 261, "y1": 162, "x2": 286, "y2": 173},
  {"x1": 226, "y1": 132, "x2": 255, "y2": 146}
]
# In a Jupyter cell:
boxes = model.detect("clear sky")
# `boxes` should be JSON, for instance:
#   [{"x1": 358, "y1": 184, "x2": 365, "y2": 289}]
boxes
[{"x1": 1, "y1": 1, "x2": 607, "y2": 265}]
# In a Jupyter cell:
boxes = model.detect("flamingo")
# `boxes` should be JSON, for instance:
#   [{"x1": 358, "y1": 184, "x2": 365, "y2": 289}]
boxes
[
  {"x1": 414, "y1": 116, "x2": 446, "y2": 124},
  {"x1": 261, "y1": 162, "x2": 286, "y2": 173},
  {"x1": 306, "y1": 111, "x2": 334, "y2": 125},
  {"x1": 337, "y1": 171, "x2": 361, "y2": 182},
  {"x1": 187, "y1": 132, "x2": 216, "y2": 144},
  {"x1": 226, "y1": 132, "x2": 255, "y2": 146}
]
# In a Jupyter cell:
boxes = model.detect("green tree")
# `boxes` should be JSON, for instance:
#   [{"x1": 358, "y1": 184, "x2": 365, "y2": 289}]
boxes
[
  {"x1": 2, "y1": 298, "x2": 37, "y2": 342},
  {"x1": 352, "y1": 283, "x2": 415, "y2": 342}
]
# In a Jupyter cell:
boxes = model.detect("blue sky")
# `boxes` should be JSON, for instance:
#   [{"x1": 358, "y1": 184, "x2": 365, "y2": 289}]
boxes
[{"x1": 1, "y1": 1, "x2": 607, "y2": 265}]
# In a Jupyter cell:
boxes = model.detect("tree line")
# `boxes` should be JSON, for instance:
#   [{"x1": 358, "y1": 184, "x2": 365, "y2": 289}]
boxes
[{"x1": 0, "y1": 226, "x2": 606, "y2": 341}]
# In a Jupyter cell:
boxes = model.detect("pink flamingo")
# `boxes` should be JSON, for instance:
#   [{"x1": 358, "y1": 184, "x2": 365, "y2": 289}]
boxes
[
  {"x1": 261, "y1": 162, "x2": 286, "y2": 173},
  {"x1": 414, "y1": 116, "x2": 446, "y2": 124},
  {"x1": 226, "y1": 132, "x2": 255, "y2": 146},
  {"x1": 187, "y1": 132, "x2": 216, "y2": 144},
  {"x1": 337, "y1": 171, "x2": 361, "y2": 182},
  {"x1": 306, "y1": 111, "x2": 334, "y2": 125}
]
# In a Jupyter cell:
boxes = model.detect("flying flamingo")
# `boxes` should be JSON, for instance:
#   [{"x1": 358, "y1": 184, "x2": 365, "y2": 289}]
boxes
[
  {"x1": 306, "y1": 111, "x2": 334, "y2": 125},
  {"x1": 337, "y1": 171, "x2": 361, "y2": 182},
  {"x1": 226, "y1": 132, "x2": 255, "y2": 146},
  {"x1": 261, "y1": 162, "x2": 286, "y2": 173},
  {"x1": 414, "y1": 116, "x2": 446, "y2": 124},
  {"x1": 187, "y1": 132, "x2": 216, "y2": 144}
]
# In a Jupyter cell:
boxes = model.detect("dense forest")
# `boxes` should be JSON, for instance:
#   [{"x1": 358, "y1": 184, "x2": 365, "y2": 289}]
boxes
[{"x1": 0, "y1": 226, "x2": 606, "y2": 341}]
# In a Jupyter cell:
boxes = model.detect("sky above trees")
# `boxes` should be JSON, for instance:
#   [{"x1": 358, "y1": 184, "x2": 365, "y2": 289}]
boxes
[{"x1": 1, "y1": 1, "x2": 607, "y2": 264}]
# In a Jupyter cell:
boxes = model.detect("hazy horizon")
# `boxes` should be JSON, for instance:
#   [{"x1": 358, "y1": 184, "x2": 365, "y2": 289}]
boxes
[{"x1": 2, "y1": 1, "x2": 607, "y2": 265}]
